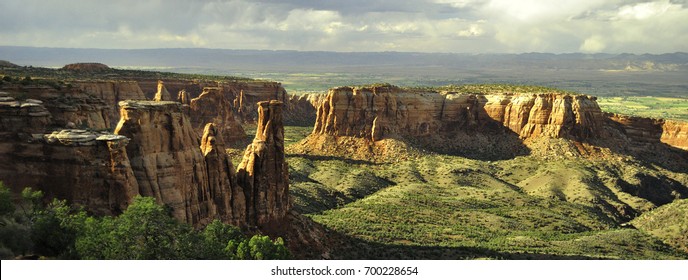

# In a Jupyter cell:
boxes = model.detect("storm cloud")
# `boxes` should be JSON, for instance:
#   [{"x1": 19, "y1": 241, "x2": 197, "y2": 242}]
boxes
[{"x1": 0, "y1": 0, "x2": 686, "y2": 53}]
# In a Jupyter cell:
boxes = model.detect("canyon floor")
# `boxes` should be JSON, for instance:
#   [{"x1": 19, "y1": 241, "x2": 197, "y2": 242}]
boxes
[{"x1": 262, "y1": 125, "x2": 688, "y2": 260}]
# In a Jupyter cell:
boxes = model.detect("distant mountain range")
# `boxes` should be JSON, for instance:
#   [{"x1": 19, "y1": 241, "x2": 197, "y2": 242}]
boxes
[
  {"x1": 2, "y1": 46, "x2": 688, "y2": 97},
  {"x1": 2, "y1": 46, "x2": 687, "y2": 73}
]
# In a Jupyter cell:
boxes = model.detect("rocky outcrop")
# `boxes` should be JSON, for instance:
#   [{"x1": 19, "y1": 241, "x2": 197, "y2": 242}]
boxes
[
  {"x1": 305, "y1": 85, "x2": 688, "y2": 161},
  {"x1": 114, "y1": 100, "x2": 211, "y2": 224},
  {"x1": 153, "y1": 80, "x2": 173, "y2": 101},
  {"x1": 312, "y1": 85, "x2": 603, "y2": 142},
  {"x1": 225, "y1": 82, "x2": 288, "y2": 123},
  {"x1": 0, "y1": 92, "x2": 51, "y2": 140},
  {"x1": 201, "y1": 123, "x2": 246, "y2": 225},
  {"x1": 43, "y1": 94, "x2": 111, "y2": 130},
  {"x1": 177, "y1": 89, "x2": 191, "y2": 105},
  {"x1": 113, "y1": 100, "x2": 284, "y2": 227},
  {"x1": 189, "y1": 87, "x2": 246, "y2": 144},
  {"x1": 0, "y1": 127, "x2": 139, "y2": 215},
  {"x1": 237, "y1": 101, "x2": 290, "y2": 227},
  {"x1": 661, "y1": 120, "x2": 688, "y2": 151},
  {"x1": 283, "y1": 94, "x2": 322, "y2": 126},
  {"x1": 138, "y1": 78, "x2": 318, "y2": 126}
]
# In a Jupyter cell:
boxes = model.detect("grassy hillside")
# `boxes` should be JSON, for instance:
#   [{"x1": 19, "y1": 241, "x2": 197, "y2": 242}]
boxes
[
  {"x1": 283, "y1": 126, "x2": 688, "y2": 259},
  {"x1": 632, "y1": 199, "x2": 688, "y2": 253}
]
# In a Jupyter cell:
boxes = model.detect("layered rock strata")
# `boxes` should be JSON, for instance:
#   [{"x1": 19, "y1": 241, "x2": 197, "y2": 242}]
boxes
[
  {"x1": 313, "y1": 85, "x2": 604, "y2": 142},
  {"x1": 114, "y1": 101, "x2": 213, "y2": 224},
  {"x1": 0, "y1": 93, "x2": 51, "y2": 140},
  {"x1": 189, "y1": 87, "x2": 246, "y2": 144},
  {"x1": 138, "y1": 78, "x2": 317, "y2": 126},
  {"x1": 308, "y1": 85, "x2": 687, "y2": 160},
  {"x1": 0, "y1": 125, "x2": 139, "y2": 215},
  {"x1": 237, "y1": 101, "x2": 290, "y2": 226},
  {"x1": 71, "y1": 80, "x2": 147, "y2": 127},
  {"x1": 606, "y1": 113, "x2": 688, "y2": 151}
]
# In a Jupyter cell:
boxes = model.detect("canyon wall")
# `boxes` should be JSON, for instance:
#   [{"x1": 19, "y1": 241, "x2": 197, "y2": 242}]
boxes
[
  {"x1": 307, "y1": 85, "x2": 687, "y2": 159},
  {"x1": 71, "y1": 81, "x2": 147, "y2": 127},
  {"x1": 0, "y1": 92, "x2": 138, "y2": 214},
  {"x1": 139, "y1": 79, "x2": 316, "y2": 126},
  {"x1": 606, "y1": 113, "x2": 688, "y2": 151},
  {"x1": 313, "y1": 85, "x2": 604, "y2": 142},
  {"x1": 189, "y1": 87, "x2": 246, "y2": 144}
]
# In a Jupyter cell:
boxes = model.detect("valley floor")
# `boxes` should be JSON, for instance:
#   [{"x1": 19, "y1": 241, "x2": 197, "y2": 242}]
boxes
[{"x1": 277, "y1": 126, "x2": 688, "y2": 260}]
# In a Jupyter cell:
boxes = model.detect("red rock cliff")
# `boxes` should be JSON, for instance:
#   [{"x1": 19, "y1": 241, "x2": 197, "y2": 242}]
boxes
[
  {"x1": 189, "y1": 87, "x2": 246, "y2": 144},
  {"x1": 71, "y1": 80, "x2": 147, "y2": 127},
  {"x1": 606, "y1": 113, "x2": 688, "y2": 151},
  {"x1": 313, "y1": 85, "x2": 603, "y2": 142},
  {"x1": 114, "y1": 100, "x2": 214, "y2": 225}
]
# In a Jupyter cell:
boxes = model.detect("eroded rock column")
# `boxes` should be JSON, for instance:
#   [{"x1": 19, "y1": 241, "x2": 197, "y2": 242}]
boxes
[{"x1": 237, "y1": 100, "x2": 290, "y2": 227}]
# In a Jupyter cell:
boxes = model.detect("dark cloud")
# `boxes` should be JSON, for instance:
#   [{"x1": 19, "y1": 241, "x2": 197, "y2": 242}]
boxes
[{"x1": 0, "y1": 0, "x2": 686, "y2": 53}]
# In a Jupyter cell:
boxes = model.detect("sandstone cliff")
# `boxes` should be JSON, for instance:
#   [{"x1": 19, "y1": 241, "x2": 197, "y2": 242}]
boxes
[
  {"x1": 71, "y1": 80, "x2": 147, "y2": 127},
  {"x1": 189, "y1": 87, "x2": 246, "y2": 144},
  {"x1": 0, "y1": 116, "x2": 139, "y2": 216},
  {"x1": 114, "y1": 100, "x2": 212, "y2": 224},
  {"x1": 237, "y1": 101, "x2": 290, "y2": 227},
  {"x1": 605, "y1": 114, "x2": 687, "y2": 150},
  {"x1": 662, "y1": 120, "x2": 688, "y2": 150},
  {"x1": 114, "y1": 100, "x2": 289, "y2": 227},
  {"x1": 138, "y1": 78, "x2": 317, "y2": 126},
  {"x1": 303, "y1": 85, "x2": 686, "y2": 161},
  {"x1": 177, "y1": 89, "x2": 191, "y2": 105},
  {"x1": 313, "y1": 85, "x2": 603, "y2": 142},
  {"x1": 0, "y1": 92, "x2": 51, "y2": 140}
]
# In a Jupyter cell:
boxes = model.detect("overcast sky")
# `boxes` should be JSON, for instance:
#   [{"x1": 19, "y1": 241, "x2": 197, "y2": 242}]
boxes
[{"x1": 1, "y1": 0, "x2": 686, "y2": 53}]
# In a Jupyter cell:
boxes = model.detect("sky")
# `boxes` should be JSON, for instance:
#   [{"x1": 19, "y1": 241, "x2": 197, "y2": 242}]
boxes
[{"x1": 1, "y1": 0, "x2": 687, "y2": 54}]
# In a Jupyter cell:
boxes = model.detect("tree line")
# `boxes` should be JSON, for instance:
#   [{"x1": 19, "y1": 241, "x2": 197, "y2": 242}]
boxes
[{"x1": 0, "y1": 182, "x2": 290, "y2": 260}]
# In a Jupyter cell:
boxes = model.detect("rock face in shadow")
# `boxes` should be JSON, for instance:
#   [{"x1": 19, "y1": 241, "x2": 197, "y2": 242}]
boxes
[
  {"x1": 189, "y1": 87, "x2": 246, "y2": 144},
  {"x1": 0, "y1": 92, "x2": 52, "y2": 139},
  {"x1": 4, "y1": 131, "x2": 138, "y2": 216},
  {"x1": 113, "y1": 100, "x2": 290, "y2": 227},
  {"x1": 237, "y1": 101, "x2": 290, "y2": 227},
  {"x1": 605, "y1": 114, "x2": 688, "y2": 151},
  {"x1": 71, "y1": 81, "x2": 147, "y2": 127},
  {"x1": 137, "y1": 78, "x2": 319, "y2": 126},
  {"x1": 200, "y1": 123, "x2": 246, "y2": 225}
]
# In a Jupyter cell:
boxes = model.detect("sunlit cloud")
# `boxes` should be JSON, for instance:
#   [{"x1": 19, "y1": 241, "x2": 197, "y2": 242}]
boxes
[{"x1": 0, "y1": 0, "x2": 685, "y2": 53}]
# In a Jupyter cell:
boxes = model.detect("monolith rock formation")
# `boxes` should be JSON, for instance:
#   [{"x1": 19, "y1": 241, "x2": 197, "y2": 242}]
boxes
[{"x1": 237, "y1": 100, "x2": 291, "y2": 227}]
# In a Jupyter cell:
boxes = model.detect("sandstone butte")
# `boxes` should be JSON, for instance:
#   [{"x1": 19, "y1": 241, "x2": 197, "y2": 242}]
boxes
[
  {"x1": 301, "y1": 85, "x2": 688, "y2": 161},
  {"x1": 0, "y1": 87, "x2": 290, "y2": 229}
]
